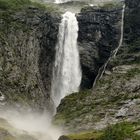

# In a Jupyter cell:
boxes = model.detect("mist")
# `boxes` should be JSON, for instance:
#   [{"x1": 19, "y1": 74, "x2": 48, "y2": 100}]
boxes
[{"x1": 0, "y1": 108, "x2": 63, "y2": 140}]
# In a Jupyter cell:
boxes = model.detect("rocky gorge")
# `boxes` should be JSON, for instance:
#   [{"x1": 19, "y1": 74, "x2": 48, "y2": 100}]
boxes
[
  {"x1": 0, "y1": 0, "x2": 140, "y2": 140},
  {"x1": 54, "y1": 0, "x2": 140, "y2": 135},
  {"x1": 0, "y1": 0, "x2": 124, "y2": 110}
]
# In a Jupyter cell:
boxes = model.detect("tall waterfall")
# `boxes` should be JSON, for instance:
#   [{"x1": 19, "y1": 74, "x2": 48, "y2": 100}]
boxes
[
  {"x1": 93, "y1": 4, "x2": 125, "y2": 88},
  {"x1": 51, "y1": 11, "x2": 82, "y2": 107}
]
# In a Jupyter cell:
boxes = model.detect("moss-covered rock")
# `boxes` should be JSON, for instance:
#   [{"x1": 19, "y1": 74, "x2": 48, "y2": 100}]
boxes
[
  {"x1": 59, "y1": 122, "x2": 140, "y2": 140},
  {"x1": 0, "y1": 0, "x2": 60, "y2": 111},
  {"x1": 54, "y1": 63, "x2": 140, "y2": 132}
]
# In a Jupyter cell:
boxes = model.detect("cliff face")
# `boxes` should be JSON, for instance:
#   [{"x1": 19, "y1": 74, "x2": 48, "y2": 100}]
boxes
[
  {"x1": 109, "y1": 0, "x2": 140, "y2": 66},
  {"x1": 0, "y1": 2, "x2": 124, "y2": 109},
  {"x1": 54, "y1": 0, "x2": 140, "y2": 132},
  {"x1": 77, "y1": 6, "x2": 122, "y2": 89},
  {"x1": 0, "y1": 6, "x2": 60, "y2": 110}
]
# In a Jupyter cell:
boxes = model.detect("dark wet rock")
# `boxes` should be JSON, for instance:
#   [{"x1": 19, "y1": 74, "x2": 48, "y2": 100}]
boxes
[
  {"x1": 77, "y1": 6, "x2": 123, "y2": 89},
  {"x1": 124, "y1": 0, "x2": 140, "y2": 43}
]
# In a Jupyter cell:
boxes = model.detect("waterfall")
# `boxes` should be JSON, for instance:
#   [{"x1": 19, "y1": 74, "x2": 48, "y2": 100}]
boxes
[
  {"x1": 93, "y1": 4, "x2": 125, "y2": 88},
  {"x1": 54, "y1": 0, "x2": 72, "y2": 4},
  {"x1": 113, "y1": 4, "x2": 125, "y2": 57},
  {"x1": 51, "y1": 11, "x2": 82, "y2": 107}
]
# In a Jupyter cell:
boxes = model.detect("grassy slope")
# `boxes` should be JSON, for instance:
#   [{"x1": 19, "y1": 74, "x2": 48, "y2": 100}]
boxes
[{"x1": 66, "y1": 122, "x2": 140, "y2": 140}]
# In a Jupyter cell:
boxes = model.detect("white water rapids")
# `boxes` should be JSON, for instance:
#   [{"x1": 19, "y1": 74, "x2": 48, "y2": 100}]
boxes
[{"x1": 51, "y1": 11, "x2": 82, "y2": 108}]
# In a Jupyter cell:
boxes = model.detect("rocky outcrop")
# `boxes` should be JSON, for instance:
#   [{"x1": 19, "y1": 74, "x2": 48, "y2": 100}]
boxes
[
  {"x1": 77, "y1": 6, "x2": 123, "y2": 89},
  {"x1": 77, "y1": 0, "x2": 140, "y2": 90},
  {"x1": 0, "y1": 6, "x2": 60, "y2": 110},
  {"x1": 54, "y1": 64, "x2": 140, "y2": 132},
  {"x1": 54, "y1": 0, "x2": 140, "y2": 132}
]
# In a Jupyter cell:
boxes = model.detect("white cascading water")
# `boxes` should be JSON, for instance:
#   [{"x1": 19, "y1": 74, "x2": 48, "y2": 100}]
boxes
[
  {"x1": 93, "y1": 4, "x2": 125, "y2": 88},
  {"x1": 51, "y1": 11, "x2": 82, "y2": 108},
  {"x1": 113, "y1": 4, "x2": 125, "y2": 57},
  {"x1": 54, "y1": 0, "x2": 72, "y2": 4}
]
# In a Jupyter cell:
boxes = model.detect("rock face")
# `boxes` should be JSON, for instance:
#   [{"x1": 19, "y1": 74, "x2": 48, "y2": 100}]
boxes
[
  {"x1": 54, "y1": 0, "x2": 140, "y2": 132},
  {"x1": 124, "y1": 0, "x2": 140, "y2": 43},
  {"x1": 77, "y1": 6, "x2": 122, "y2": 89},
  {"x1": 108, "y1": 0, "x2": 140, "y2": 67},
  {"x1": 0, "y1": 118, "x2": 39, "y2": 140},
  {"x1": 0, "y1": 6, "x2": 60, "y2": 110},
  {"x1": 54, "y1": 64, "x2": 140, "y2": 132}
]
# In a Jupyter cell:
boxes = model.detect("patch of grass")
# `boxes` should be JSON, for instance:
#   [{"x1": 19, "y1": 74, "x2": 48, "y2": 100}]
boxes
[
  {"x1": 53, "y1": 90, "x2": 92, "y2": 125},
  {"x1": 68, "y1": 131, "x2": 102, "y2": 140},
  {"x1": 98, "y1": 122, "x2": 140, "y2": 140},
  {"x1": 66, "y1": 122, "x2": 140, "y2": 140}
]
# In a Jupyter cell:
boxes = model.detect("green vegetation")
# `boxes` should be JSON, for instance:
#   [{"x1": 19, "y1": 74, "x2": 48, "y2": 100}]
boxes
[
  {"x1": 54, "y1": 90, "x2": 93, "y2": 125},
  {"x1": 68, "y1": 131, "x2": 102, "y2": 140},
  {"x1": 54, "y1": 64, "x2": 140, "y2": 131},
  {"x1": 100, "y1": 1, "x2": 122, "y2": 10},
  {"x1": 0, "y1": 0, "x2": 59, "y2": 33},
  {"x1": 99, "y1": 122, "x2": 140, "y2": 140},
  {"x1": 0, "y1": 0, "x2": 42, "y2": 33},
  {"x1": 0, "y1": 0, "x2": 60, "y2": 13},
  {"x1": 67, "y1": 122, "x2": 140, "y2": 140},
  {"x1": 125, "y1": 68, "x2": 140, "y2": 79},
  {"x1": 0, "y1": 0, "x2": 45, "y2": 10}
]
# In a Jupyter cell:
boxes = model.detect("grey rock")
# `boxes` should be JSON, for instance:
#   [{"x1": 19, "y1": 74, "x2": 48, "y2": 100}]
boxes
[
  {"x1": 77, "y1": 6, "x2": 123, "y2": 89},
  {"x1": 0, "y1": 7, "x2": 61, "y2": 111}
]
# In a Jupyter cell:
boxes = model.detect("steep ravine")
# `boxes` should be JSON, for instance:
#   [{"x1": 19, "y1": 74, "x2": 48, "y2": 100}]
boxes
[{"x1": 0, "y1": 1, "x2": 124, "y2": 110}]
